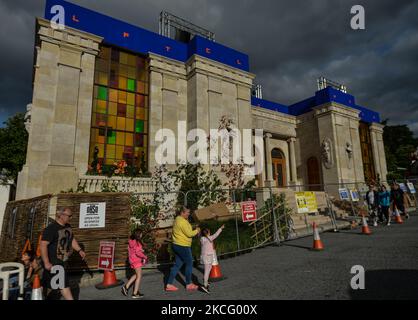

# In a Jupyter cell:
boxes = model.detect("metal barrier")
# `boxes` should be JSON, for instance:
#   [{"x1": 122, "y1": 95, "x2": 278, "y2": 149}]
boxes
[
  {"x1": 178, "y1": 180, "x2": 418, "y2": 263},
  {"x1": 0, "y1": 263, "x2": 25, "y2": 300}
]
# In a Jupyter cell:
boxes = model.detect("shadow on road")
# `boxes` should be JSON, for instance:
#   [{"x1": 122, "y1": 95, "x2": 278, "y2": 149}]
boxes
[
  {"x1": 336, "y1": 230, "x2": 374, "y2": 236},
  {"x1": 281, "y1": 243, "x2": 312, "y2": 250},
  {"x1": 156, "y1": 263, "x2": 201, "y2": 289},
  {"x1": 349, "y1": 270, "x2": 418, "y2": 300}
]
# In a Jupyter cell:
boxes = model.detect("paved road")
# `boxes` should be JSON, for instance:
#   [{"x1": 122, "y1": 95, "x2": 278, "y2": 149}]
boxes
[{"x1": 78, "y1": 213, "x2": 418, "y2": 300}]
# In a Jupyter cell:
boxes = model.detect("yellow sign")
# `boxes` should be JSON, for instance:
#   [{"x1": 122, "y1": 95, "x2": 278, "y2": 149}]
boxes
[
  {"x1": 304, "y1": 192, "x2": 318, "y2": 213},
  {"x1": 295, "y1": 192, "x2": 309, "y2": 214}
]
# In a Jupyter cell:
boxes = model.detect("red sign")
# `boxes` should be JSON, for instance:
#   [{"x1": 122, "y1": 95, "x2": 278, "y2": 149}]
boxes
[
  {"x1": 241, "y1": 201, "x2": 257, "y2": 222},
  {"x1": 98, "y1": 241, "x2": 115, "y2": 271}
]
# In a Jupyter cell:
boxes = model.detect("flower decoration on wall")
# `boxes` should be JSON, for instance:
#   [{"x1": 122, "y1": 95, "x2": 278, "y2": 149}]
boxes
[{"x1": 113, "y1": 160, "x2": 128, "y2": 175}]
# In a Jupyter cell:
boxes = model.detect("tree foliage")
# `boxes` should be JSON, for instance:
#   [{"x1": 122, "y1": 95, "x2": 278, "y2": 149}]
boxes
[
  {"x1": 169, "y1": 162, "x2": 226, "y2": 213},
  {"x1": 0, "y1": 113, "x2": 28, "y2": 185},
  {"x1": 382, "y1": 119, "x2": 418, "y2": 180}
]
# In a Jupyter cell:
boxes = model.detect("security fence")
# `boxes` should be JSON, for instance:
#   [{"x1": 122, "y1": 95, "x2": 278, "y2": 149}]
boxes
[
  {"x1": 173, "y1": 179, "x2": 418, "y2": 264},
  {"x1": 1, "y1": 179, "x2": 416, "y2": 271}
]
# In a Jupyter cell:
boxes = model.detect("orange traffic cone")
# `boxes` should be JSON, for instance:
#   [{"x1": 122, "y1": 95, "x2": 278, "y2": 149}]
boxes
[
  {"x1": 393, "y1": 206, "x2": 404, "y2": 224},
  {"x1": 95, "y1": 270, "x2": 124, "y2": 290},
  {"x1": 312, "y1": 222, "x2": 324, "y2": 251},
  {"x1": 21, "y1": 239, "x2": 32, "y2": 255},
  {"x1": 209, "y1": 251, "x2": 225, "y2": 282},
  {"x1": 31, "y1": 274, "x2": 43, "y2": 300},
  {"x1": 35, "y1": 233, "x2": 42, "y2": 257},
  {"x1": 361, "y1": 215, "x2": 372, "y2": 235}
]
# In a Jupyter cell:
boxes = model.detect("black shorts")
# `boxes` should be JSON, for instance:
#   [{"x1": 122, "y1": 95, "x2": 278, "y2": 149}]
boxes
[{"x1": 42, "y1": 264, "x2": 70, "y2": 289}]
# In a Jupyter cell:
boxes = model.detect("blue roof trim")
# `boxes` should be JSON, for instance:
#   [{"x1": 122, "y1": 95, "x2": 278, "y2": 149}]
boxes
[
  {"x1": 285, "y1": 87, "x2": 380, "y2": 123},
  {"x1": 44, "y1": 0, "x2": 249, "y2": 71},
  {"x1": 352, "y1": 104, "x2": 381, "y2": 123},
  {"x1": 251, "y1": 97, "x2": 290, "y2": 114},
  {"x1": 287, "y1": 97, "x2": 316, "y2": 116},
  {"x1": 188, "y1": 36, "x2": 249, "y2": 71}
]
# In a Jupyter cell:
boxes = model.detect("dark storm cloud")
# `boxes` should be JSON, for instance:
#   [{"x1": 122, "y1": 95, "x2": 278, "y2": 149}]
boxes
[{"x1": 0, "y1": 0, "x2": 417, "y2": 134}]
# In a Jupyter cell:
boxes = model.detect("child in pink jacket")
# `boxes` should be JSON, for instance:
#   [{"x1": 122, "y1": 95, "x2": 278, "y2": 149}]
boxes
[
  {"x1": 121, "y1": 229, "x2": 148, "y2": 299},
  {"x1": 200, "y1": 224, "x2": 225, "y2": 294}
]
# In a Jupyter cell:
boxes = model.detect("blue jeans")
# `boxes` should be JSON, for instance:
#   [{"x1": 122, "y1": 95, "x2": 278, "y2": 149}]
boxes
[{"x1": 167, "y1": 244, "x2": 193, "y2": 285}]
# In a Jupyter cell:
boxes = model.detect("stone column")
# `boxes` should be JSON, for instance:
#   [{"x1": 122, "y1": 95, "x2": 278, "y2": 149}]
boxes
[
  {"x1": 370, "y1": 123, "x2": 387, "y2": 181},
  {"x1": 287, "y1": 137, "x2": 297, "y2": 183},
  {"x1": 16, "y1": 18, "x2": 102, "y2": 200},
  {"x1": 264, "y1": 133, "x2": 274, "y2": 187}
]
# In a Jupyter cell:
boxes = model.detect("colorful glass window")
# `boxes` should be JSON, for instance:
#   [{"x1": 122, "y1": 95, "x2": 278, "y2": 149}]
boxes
[{"x1": 89, "y1": 45, "x2": 149, "y2": 172}]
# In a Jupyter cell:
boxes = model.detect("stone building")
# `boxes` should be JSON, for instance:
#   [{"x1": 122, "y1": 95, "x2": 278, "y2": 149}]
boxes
[{"x1": 16, "y1": 0, "x2": 387, "y2": 200}]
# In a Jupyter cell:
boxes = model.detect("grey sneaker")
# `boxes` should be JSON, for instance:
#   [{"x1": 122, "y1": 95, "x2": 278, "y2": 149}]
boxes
[
  {"x1": 201, "y1": 285, "x2": 210, "y2": 294},
  {"x1": 132, "y1": 292, "x2": 144, "y2": 299},
  {"x1": 121, "y1": 285, "x2": 129, "y2": 297}
]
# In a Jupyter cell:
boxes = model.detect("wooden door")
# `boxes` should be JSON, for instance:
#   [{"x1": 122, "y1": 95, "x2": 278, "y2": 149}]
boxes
[
  {"x1": 307, "y1": 157, "x2": 321, "y2": 191},
  {"x1": 272, "y1": 153, "x2": 286, "y2": 188}
]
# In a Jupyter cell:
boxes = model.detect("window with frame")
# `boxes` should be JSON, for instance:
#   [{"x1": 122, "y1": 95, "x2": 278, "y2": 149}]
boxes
[{"x1": 89, "y1": 46, "x2": 149, "y2": 172}]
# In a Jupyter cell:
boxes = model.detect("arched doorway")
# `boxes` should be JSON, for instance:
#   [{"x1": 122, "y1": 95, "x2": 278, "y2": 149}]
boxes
[
  {"x1": 272, "y1": 149, "x2": 286, "y2": 187},
  {"x1": 307, "y1": 157, "x2": 321, "y2": 191}
]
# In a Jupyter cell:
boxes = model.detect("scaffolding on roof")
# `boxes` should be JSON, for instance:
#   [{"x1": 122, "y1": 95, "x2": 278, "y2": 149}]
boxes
[
  {"x1": 159, "y1": 11, "x2": 215, "y2": 42},
  {"x1": 317, "y1": 77, "x2": 348, "y2": 94}
]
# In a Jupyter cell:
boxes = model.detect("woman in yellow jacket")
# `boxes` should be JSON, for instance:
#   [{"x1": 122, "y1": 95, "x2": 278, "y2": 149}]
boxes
[{"x1": 165, "y1": 206, "x2": 200, "y2": 292}]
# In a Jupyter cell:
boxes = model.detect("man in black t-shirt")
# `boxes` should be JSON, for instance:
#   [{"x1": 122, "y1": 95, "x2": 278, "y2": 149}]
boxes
[{"x1": 40, "y1": 207, "x2": 86, "y2": 300}]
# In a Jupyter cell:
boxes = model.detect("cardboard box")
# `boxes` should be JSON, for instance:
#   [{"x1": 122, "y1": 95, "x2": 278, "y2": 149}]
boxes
[{"x1": 193, "y1": 203, "x2": 233, "y2": 222}]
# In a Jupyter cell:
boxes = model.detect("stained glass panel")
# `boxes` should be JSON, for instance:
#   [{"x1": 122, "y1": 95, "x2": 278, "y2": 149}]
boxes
[
  {"x1": 126, "y1": 105, "x2": 134, "y2": 119},
  {"x1": 90, "y1": 45, "x2": 149, "y2": 173},
  {"x1": 135, "y1": 120, "x2": 144, "y2": 133},
  {"x1": 127, "y1": 79, "x2": 135, "y2": 92},
  {"x1": 108, "y1": 102, "x2": 117, "y2": 116},
  {"x1": 119, "y1": 76, "x2": 127, "y2": 90},
  {"x1": 98, "y1": 86, "x2": 108, "y2": 100}
]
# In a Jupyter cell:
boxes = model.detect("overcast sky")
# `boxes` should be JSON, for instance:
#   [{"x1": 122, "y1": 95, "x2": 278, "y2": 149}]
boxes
[{"x1": 0, "y1": 0, "x2": 417, "y2": 135}]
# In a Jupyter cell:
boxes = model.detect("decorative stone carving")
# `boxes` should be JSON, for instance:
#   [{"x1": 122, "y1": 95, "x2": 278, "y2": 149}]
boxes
[
  {"x1": 321, "y1": 138, "x2": 334, "y2": 169},
  {"x1": 346, "y1": 142, "x2": 353, "y2": 169},
  {"x1": 24, "y1": 103, "x2": 32, "y2": 134},
  {"x1": 410, "y1": 147, "x2": 418, "y2": 175}
]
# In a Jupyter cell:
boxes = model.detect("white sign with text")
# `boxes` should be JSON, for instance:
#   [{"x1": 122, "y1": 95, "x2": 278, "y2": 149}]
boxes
[{"x1": 79, "y1": 203, "x2": 106, "y2": 229}]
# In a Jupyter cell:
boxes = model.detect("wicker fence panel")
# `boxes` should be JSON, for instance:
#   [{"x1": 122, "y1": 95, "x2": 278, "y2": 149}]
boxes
[
  {"x1": 56, "y1": 193, "x2": 132, "y2": 270},
  {"x1": 0, "y1": 195, "x2": 51, "y2": 263}
]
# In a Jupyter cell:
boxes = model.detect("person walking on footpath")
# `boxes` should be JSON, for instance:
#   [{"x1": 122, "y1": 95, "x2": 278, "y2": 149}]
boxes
[
  {"x1": 379, "y1": 185, "x2": 391, "y2": 226},
  {"x1": 121, "y1": 229, "x2": 148, "y2": 299},
  {"x1": 199, "y1": 224, "x2": 225, "y2": 294},
  {"x1": 165, "y1": 206, "x2": 200, "y2": 292},
  {"x1": 40, "y1": 207, "x2": 86, "y2": 300},
  {"x1": 391, "y1": 183, "x2": 409, "y2": 219},
  {"x1": 366, "y1": 185, "x2": 379, "y2": 226}
]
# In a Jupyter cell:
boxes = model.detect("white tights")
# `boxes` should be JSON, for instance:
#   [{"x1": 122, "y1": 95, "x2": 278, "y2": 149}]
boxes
[{"x1": 203, "y1": 263, "x2": 212, "y2": 286}]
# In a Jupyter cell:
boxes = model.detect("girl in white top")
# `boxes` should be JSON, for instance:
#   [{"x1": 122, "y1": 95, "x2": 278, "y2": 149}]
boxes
[{"x1": 199, "y1": 225, "x2": 225, "y2": 293}]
